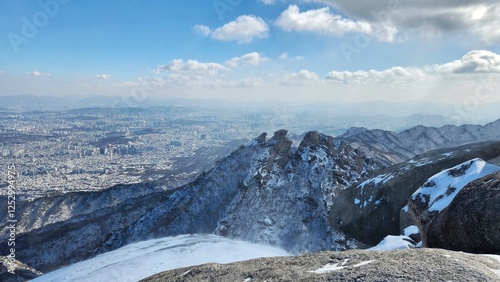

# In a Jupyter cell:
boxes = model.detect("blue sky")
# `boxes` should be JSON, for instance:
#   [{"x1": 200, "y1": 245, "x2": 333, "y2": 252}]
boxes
[{"x1": 1, "y1": 0, "x2": 500, "y2": 103}]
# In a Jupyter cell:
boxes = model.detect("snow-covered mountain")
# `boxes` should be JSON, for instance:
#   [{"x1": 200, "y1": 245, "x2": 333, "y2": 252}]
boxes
[
  {"x1": 339, "y1": 119, "x2": 500, "y2": 165},
  {"x1": 1, "y1": 130, "x2": 381, "y2": 272},
  {"x1": 32, "y1": 234, "x2": 289, "y2": 282},
  {"x1": 3, "y1": 124, "x2": 500, "y2": 277}
]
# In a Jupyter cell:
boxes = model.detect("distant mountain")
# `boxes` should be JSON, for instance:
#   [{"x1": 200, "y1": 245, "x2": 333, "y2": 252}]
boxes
[{"x1": 338, "y1": 119, "x2": 500, "y2": 165}]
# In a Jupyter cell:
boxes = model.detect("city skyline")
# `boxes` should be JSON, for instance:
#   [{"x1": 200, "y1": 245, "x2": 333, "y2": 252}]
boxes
[{"x1": 1, "y1": 0, "x2": 499, "y2": 104}]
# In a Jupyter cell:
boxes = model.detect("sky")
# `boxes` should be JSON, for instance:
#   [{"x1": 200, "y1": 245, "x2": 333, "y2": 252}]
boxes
[{"x1": 1, "y1": 0, "x2": 500, "y2": 104}]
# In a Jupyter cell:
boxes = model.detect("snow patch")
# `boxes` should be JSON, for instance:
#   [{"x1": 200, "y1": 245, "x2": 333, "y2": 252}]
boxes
[
  {"x1": 412, "y1": 158, "x2": 500, "y2": 212},
  {"x1": 357, "y1": 173, "x2": 395, "y2": 189},
  {"x1": 353, "y1": 260, "x2": 375, "y2": 267},
  {"x1": 403, "y1": 225, "x2": 419, "y2": 237},
  {"x1": 369, "y1": 235, "x2": 416, "y2": 251},
  {"x1": 33, "y1": 234, "x2": 290, "y2": 282},
  {"x1": 309, "y1": 259, "x2": 349, "y2": 273}
]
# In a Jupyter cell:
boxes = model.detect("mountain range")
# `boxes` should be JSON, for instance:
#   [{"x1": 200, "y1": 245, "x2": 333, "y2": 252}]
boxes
[{"x1": 2, "y1": 119, "x2": 500, "y2": 280}]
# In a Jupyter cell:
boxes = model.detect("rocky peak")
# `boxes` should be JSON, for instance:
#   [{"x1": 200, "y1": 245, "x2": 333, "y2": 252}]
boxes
[
  {"x1": 298, "y1": 131, "x2": 337, "y2": 156},
  {"x1": 269, "y1": 129, "x2": 288, "y2": 142},
  {"x1": 256, "y1": 132, "x2": 267, "y2": 144}
]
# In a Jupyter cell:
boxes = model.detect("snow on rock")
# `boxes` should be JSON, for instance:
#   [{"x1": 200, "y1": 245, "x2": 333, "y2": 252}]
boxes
[
  {"x1": 369, "y1": 235, "x2": 416, "y2": 251},
  {"x1": 309, "y1": 259, "x2": 349, "y2": 273},
  {"x1": 403, "y1": 225, "x2": 419, "y2": 237},
  {"x1": 409, "y1": 158, "x2": 500, "y2": 248},
  {"x1": 32, "y1": 234, "x2": 290, "y2": 282},
  {"x1": 411, "y1": 158, "x2": 500, "y2": 213},
  {"x1": 357, "y1": 173, "x2": 395, "y2": 189}
]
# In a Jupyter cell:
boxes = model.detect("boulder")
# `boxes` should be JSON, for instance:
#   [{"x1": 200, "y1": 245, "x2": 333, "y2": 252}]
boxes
[
  {"x1": 408, "y1": 158, "x2": 500, "y2": 248},
  {"x1": 426, "y1": 171, "x2": 500, "y2": 253}
]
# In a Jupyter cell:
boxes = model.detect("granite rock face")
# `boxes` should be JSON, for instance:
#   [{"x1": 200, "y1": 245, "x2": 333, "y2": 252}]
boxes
[
  {"x1": 426, "y1": 171, "x2": 500, "y2": 253},
  {"x1": 329, "y1": 142, "x2": 500, "y2": 245}
]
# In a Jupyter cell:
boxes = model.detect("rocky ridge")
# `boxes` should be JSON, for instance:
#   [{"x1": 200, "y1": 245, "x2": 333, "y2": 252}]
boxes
[
  {"x1": 0, "y1": 130, "x2": 381, "y2": 272},
  {"x1": 339, "y1": 119, "x2": 500, "y2": 165}
]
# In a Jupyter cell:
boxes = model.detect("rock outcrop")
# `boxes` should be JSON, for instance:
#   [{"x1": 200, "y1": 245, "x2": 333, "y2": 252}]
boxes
[
  {"x1": 0, "y1": 182, "x2": 173, "y2": 272},
  {"x1": 426, "y1": 171, "x2": 500, "y2": 253},
  {"x1": 408, "y1": 159, "x2": 500, "y2": 248},
  {"x1": 329, "y1": 142, "x2": 500, "y2": 245},
  {"x1": 141, "y1": 249, "x2": 500, "y2": 282}
]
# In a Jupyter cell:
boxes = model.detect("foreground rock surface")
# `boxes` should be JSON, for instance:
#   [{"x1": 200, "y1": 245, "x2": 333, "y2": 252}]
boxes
[
  {"x1": 141, "y1": 248, "x2": 500, "y2": 282},
  {"x1": 427, "y1": 171, "x2": 500, "y2": 253}
]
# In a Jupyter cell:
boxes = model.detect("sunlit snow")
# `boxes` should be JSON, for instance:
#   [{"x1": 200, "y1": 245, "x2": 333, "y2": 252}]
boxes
[
  {"x1": 412, "y1": 158, "x2": 500, "y2": 212},
  {"x1": 33, "y1": 234, "x2": 290, "y2": 282},
  {"x1": 369, "y1": 235, "x2": 416, "y2": 251}
]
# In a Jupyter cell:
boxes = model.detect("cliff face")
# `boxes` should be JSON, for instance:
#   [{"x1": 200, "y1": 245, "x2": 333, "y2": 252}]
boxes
[
  {"x1": 118, "y1": 130, "x2": 380, "y2": 254},
  {"x1": 212, "y1": 131, "x2": 378, "y2": 253}
]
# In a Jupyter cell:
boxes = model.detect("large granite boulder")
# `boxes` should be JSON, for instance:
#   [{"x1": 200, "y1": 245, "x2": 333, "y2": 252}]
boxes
[
  {"x1": 408, "y1": 158, "x2": 500, "y2": 248},
  {"x1": 426, "y1": 171, "x2": 500, "y2": 253}
]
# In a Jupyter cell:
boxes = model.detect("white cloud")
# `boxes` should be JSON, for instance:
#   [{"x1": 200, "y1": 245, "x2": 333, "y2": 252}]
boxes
[
  {"x1": 209, "y1": 15, "x2": 269, "y2": 44},
  {"x1": 326, "y1": 50, "x2": 500, "y2": 84},
  {"x1": 279, "y1": 52, "x2": 303, "y2": 61},
  {"x1": 157, "y1": 59, "x2": 229, "y2": 76},
  {"x1": 434, "y1": 50, "x2": 500, "y2": 74},
  {"x1": 95, "y1": 74, "x2": 112, "y2": 80},
  {"x1": 193, "y1": 25, "x2": 211, "y2": 37},
  {"x1": 280, "y1": 70, "x2": 320, "y2": 86},
  {"x1": 308, "y1": 0, "x2": 500, "y2": 44},
  {"x1": 26, "y1": 71, "x2": 50, "y2": 77},
  {"x1": 326, "y1": 67, "x2": 426, "y2": 84},
  {"x1": 275, "y1": 5, "x2": 396, "y2": 41},
  {"x1": 225, "y1": 52, "x2": 269, "y2": 68}
]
